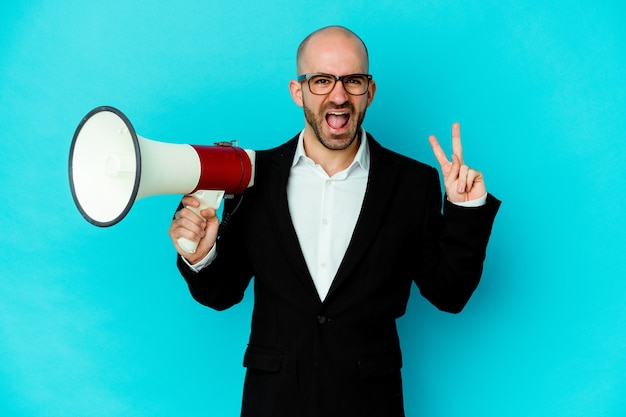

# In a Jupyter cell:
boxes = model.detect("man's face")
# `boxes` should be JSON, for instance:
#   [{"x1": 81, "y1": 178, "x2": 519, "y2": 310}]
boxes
[{"x1": 291, "y1": 32, "x2": 376, "y2": 152}]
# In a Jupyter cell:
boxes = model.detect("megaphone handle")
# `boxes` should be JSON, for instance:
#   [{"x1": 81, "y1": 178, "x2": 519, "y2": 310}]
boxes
[{"x1": 178, "y1": 190, "x2": 225, "y2": 254}]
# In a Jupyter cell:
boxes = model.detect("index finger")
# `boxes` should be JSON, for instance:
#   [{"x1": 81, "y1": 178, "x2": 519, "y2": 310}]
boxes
[
  {"x1": 428, "y1": 134, "x2": 450, "y2": 168},
  {"x1": 181, "y1": 194, "x2": 201, "y2": 208},
  {"x1": 452, "y1": 122, "x2": 463, "y2": 165}
]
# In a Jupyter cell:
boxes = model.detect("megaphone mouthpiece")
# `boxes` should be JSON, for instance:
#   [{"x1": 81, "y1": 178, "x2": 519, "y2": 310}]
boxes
[{"x1": 190, "y1": 144, "x2": 254, "y2": 195}]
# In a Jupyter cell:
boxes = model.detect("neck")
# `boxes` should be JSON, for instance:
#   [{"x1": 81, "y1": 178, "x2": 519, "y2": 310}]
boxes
[{"x1": 303, "y1": 130, "x2": 360, "y2": 176}]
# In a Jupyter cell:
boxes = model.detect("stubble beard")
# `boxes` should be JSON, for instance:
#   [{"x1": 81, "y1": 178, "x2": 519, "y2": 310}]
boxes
[{"x1": 303, "y1": 100, "x2": 367, "y2": 151}]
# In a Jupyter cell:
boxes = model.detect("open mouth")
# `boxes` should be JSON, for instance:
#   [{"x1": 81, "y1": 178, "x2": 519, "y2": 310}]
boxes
[{"x1": 325, "y1": 111, "x2": 350, "y2": 130}]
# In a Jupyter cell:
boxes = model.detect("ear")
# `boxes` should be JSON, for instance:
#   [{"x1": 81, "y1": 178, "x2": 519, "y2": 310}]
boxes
[
  {"x1": 366, "y1": 79, "x2": 376, "y2": 107},
  {"x1": 289, "y1": 79, "x2": 304, "y2": 107}
]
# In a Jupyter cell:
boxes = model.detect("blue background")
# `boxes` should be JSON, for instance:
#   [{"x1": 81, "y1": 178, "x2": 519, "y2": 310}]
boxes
[{"x1": 2, "y1": 1, "x2": 625, "y2": 416}]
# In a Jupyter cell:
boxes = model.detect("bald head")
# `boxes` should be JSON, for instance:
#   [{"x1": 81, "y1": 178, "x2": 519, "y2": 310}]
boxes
[{"x1": 296, "y1": 26, "x2": 369, "y2": 75}]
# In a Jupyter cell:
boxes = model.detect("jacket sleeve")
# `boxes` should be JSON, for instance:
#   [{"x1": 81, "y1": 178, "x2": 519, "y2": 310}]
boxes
[
  {"x1": 414, "y1": 168, "x2": 501, "y2": 313},
  {"x1": 176, "y1": 196, "x2": 255, "y2": 311}
]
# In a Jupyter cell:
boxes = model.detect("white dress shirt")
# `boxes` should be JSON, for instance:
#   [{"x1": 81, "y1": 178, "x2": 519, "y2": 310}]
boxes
[{"x1": 287, "y1": 130, "x2": 370, "y2": 301}]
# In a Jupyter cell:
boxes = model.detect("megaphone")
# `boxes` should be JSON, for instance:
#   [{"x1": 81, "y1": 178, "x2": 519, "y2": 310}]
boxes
[{"x1": 68, "y1": 106, "x2": 255, "y2": 254}]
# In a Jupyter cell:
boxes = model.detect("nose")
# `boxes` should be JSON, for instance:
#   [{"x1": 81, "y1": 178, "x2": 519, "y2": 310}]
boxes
[{"x1": 328, "y1": 79, "x2": 349, "y2": 104}]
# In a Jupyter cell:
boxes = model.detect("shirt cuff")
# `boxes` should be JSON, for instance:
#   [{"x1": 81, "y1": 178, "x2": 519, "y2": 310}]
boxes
[
  {"x1": 180, "y1": 244, "x2": 218, "y2": 272},
  {"x1": 449, "y1": 193, "x2": 488, "y2": 207}
]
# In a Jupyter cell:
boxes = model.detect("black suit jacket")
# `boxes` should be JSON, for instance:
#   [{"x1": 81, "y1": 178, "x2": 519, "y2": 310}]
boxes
[{"x1": 178, "y1": 133, "x2": 500, "y2": 417}]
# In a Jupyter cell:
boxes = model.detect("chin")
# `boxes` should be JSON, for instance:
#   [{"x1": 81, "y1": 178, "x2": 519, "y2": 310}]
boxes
[{"x1": 321, "y1": 131, "x2": 358, "y2": 151}]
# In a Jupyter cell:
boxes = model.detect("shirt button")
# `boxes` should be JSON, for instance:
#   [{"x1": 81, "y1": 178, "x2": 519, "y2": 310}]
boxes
[{"x1": 317, "y1": 315, "x2": 327, "y2": 325}]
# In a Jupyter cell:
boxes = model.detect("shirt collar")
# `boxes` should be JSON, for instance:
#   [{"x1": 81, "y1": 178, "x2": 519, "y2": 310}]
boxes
[{"x1": 292, "y1": 128, "x2": 370, "y2": 172}]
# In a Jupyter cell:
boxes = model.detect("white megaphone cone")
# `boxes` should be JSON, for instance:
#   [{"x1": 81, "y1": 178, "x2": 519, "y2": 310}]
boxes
[{"x1": 69, "y1": 106, "x2": 255, "y2": 253}]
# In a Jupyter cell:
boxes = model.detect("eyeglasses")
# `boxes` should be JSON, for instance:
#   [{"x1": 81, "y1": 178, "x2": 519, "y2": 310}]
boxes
[{"x1": 297, "y1": 73, "x2": 373, "y2": 96}]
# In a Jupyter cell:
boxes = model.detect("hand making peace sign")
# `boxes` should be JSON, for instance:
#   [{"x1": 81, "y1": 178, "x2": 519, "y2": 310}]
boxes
[{"x1": 428, "y1": 122, "x2": 487, "y2": 203}]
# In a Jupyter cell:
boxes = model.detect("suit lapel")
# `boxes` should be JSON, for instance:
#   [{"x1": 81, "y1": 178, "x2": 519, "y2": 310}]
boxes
[
  {"x1": 326, "y1": 135, "x2": 401, "y2": 299},
  {"x1": 264, "y1": 137, "x2": 322, "y2": 302}
]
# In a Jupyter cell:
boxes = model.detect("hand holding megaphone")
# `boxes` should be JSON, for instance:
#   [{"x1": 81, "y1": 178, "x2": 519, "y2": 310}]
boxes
[
  {"x1": 169, "y1": 191, "x2": 222, "y2": 261},
  {"x1": 176, "y1": 189, "x2": 225, "y2": 254},
  {"x1": 69, "y1": 106, "x2": 255, "y2": 254}
]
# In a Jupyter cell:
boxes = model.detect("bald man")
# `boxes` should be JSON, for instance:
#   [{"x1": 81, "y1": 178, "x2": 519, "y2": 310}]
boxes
[{"x1": 170, "y1": 26, "x2": 500, "y2": 417}]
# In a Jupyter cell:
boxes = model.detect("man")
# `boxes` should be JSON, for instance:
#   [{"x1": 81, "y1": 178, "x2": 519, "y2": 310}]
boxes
[{"x1": 169, "y1": 26, "x2": 500, "y2": 417}]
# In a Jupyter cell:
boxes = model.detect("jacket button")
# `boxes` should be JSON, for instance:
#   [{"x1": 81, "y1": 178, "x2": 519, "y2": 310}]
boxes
[{"x1": 317, "y1": 315, "x2": 327, "y2": 325}]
